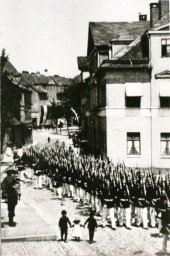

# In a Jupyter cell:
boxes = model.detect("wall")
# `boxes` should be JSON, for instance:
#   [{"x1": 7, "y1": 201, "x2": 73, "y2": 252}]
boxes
[
  {"x1": 105, "y1": 81, "x2": 152, "y2": 167},
  {"x1": 150, "y1": 33, "x2": 170, "y2": 74},
  {"x1": 150, "y1": 31, "x2": 170, "y2": 168},
  {"x1": 106, "y1": 115, "x2": 151, "y2": 167}
]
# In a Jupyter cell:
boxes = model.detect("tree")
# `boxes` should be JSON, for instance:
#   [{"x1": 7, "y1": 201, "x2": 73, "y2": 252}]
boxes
[
  {"x1": 1, "y1": 49, "x2": 9, "y2": 152},
  {"x1": 50, "y1": 101, "x2": 65, "y2": 133},
  {"x1": 62, "y1": 75, "x2": 81, "y2": 126}
]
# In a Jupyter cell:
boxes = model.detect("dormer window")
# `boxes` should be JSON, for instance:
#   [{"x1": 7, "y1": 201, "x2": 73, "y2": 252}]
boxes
[
  {"x1": 110, "y1": 39, "x2": 133, "y2": 58},
  {"x1": 162, "y1": 39, "x2": 170, "y2": 57}
]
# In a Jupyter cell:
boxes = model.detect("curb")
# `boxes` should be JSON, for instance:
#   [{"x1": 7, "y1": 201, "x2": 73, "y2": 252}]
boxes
[
  {"x1": 1, "y1": 162, "x2": 14, "y2": 166},
  {"x1": 2, "y1": 234, "x2": 57, "y2": 242}
]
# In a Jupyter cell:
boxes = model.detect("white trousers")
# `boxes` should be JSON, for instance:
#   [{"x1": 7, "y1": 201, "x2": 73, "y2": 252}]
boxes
[
  {"x1": 70, "y1": 185, "x2": 75, "y2": 197},
  {"x1": 162, "y1": 234, "x2": 168, "y2": 252},
  {"x1": 136, "y1": 207, "x2": 148, "y2": 228},
  {"x1": 119, "y1": 207, "x2": 131, "y2": 228},
  {"x1": 57, "y1": 187, "x2": 62, "y2": 199},
  {"x1": 149, "y1": 207, "x2": 156, "y2": 227},
  {"x1": 109, "y1": 207, "x2": 116, "y2": 228},
  {"x1": 102, "y1": 205, "x2": 108, "y2": 227},
  {"x1": 35, "y1": 175, "x2": 42, "y2": 189}
]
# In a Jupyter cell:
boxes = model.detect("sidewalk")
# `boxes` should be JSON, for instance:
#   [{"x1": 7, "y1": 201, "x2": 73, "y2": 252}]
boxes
[{"x1": 1, "y1": 181, "x2": 57, "y2": 242}]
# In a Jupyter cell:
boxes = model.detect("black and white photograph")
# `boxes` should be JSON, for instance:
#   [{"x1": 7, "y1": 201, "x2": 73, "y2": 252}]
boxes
[{"x1": 1, "y1": 0, "x2": 170, "y2": 255}]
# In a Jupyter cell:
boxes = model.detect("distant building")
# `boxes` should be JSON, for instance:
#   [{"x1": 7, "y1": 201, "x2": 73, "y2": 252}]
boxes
[
  {"x1": 78, "y1": 0, "x2": 170, "y2": 169},
  {"x1": 19, "y1": 72, "x2": 71, "y2": 127},
  {"x1": 50, "y1": 75, "x2": 71, "y2": 104},
  {"x1": 1, "y1": 59, "x2": 33, "y2": 150}
]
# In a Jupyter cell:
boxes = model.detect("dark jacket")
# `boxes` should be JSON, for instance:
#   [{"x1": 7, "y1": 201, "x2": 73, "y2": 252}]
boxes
[
  {"x1": 59, "y1": 216, "x2": 71, "y2": 230},
  {"x1": 84, "y1": 217, "x2": 97, "y2": 231},
  {"x1": 160, "y1": 208, "x2": 170, "y2": 234}
]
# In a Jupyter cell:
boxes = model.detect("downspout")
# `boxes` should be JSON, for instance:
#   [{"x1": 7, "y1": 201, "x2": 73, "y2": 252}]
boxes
[{"x1": 149, "y1": 35, "x2": 153, "y2": 169}]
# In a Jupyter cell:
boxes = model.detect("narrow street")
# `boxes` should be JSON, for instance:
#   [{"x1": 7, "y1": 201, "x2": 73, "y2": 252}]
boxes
[{"x1": 1, "y1": 129, "x2": 163, "y2": 256}]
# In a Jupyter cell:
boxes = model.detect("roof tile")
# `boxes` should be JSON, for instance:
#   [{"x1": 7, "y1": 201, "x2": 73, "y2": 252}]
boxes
[{"x1": 89, "y1": 21, "x2": 150, "y2": 46}]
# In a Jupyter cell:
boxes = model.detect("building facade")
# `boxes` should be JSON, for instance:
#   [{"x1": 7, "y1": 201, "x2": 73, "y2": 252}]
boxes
[
  {"x1": 78, "y1": 0, "x2": 170, "y2": 169},
  {"x1": 20, "y1": 72, "x2": 71, "y2": 127},
  {"x1": 1, "y1": 59, "x2": 33, "y2": 150},
  {"x1": 148, "y1": 8, "x2": 170, "y2": 169}
]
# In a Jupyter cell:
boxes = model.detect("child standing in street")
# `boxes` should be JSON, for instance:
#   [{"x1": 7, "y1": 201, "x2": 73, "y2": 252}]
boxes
[
  {"x1": 59, "y1": 210, "x2": 72, "y2": 242},
  {"x1": 84, "y1": 211, "x2": 98, "y2": 244},
  {"x1": 72, "y1": 217, "x2": 82, "y2": 241}
]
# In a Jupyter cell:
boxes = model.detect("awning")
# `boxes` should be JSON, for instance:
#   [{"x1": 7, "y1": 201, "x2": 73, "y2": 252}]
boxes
[
  {"x1": 125, "y1": 83, "x2": 143, "y2": 97},
  {"x1": 160, "y1": 84, "x2": 170, "y2": 97}
]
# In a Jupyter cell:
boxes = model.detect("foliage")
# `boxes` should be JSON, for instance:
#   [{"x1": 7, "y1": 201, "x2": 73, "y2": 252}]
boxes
[
  {"x1": 50, "y1": 101, "x2": 65, "y2": 125},
  {"x1": 62, "y1": 78, "x2": 81, "y2": 124}
]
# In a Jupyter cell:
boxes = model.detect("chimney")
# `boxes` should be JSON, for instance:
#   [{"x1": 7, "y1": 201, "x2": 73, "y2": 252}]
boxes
[
  {"x1": 22, "y1": 71, "x2": 29, "y2": 74},
  {"x1": 150, "y1": 2, "x2": 160, "y2": 28},
  {"x1": 159, "y1": 0, "x2": 169, "y2": 19},
  {"x1": 36, "y1": 71, "x2": 40, "y2": 76},
  {"x1": 139, "y1": 14, "x2": 147, "y2": 21}
]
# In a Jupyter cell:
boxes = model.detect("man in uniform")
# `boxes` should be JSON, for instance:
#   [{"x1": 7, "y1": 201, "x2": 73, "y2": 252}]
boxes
[
  {"x1": 118, "y1": 179, "x2": 132, "y2": 230},
  {"x1": 135, "y1": 179, "x2": 149, "y2": 229}
]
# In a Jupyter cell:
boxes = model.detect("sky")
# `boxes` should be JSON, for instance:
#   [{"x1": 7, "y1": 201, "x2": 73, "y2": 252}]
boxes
[{"x1": 0, "y1": 0, "x2": 157, "y2": 78}]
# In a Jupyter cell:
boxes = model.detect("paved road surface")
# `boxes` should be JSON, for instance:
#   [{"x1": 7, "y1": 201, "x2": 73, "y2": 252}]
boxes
[{"x1": 1, "y1": 128, "x2": 168, "y2": 256}]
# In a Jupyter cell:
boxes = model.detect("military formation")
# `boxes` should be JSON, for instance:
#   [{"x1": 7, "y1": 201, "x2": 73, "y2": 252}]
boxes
[{"x1": 14, "y1": 141, "x2": 170, "y2": 231}]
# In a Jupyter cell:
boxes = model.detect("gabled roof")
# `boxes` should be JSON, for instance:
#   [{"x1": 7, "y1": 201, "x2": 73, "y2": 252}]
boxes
[
  {"x1": 33, "y1": 74, "x2": 49, "y2": 85},
  {"x1": 0, "y1": 58, "x2": 19, "y2": 75},
  {"x1": 48, "y1": 77, "x2": 56, "y2": 85},
  {"x1": 152, "y1": 12, "x2": 170, "y2": 30},
  {"x1": 20, "y1": 72, "x2": 49, "y2": 86},
  {"x1": 52, "y1": 76, "x2": 71, "y2": 86},
  {"x1": 120, "y1": 41, "x2": 148, "y2": 60},
  {"x1": 77, "y1": 57, "x2": 89, "y2": 71},
  {"x1": 71, "y1": 74, "x2": 82, "y2": 84},
  {"x1": 89, "y1": 21, "x2": 150, "y2": 47}
]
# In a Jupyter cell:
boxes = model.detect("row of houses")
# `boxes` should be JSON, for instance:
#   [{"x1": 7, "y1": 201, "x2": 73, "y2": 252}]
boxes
[
  {"x1": 77, "y1": 0, "x2": 170, "y2": 169},
  {"x1": 1, "y1": 57, "x2": 71, "y2": 150}
]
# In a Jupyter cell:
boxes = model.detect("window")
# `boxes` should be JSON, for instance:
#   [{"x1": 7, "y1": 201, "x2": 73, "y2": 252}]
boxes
[
  {"x1": 57, "y1": 93, "x2": 64, "y2": 100},
  {"x1": 160, "y1": 97, "x2": 170, "y2": 108},
  {"x1": 39, "y1": 93, "x2": 48, "y2": 100},
  {"x1": 126, "y1": 97, "x2": 141, "y2": 108},
  {"x1": 161, "y1": 133, "x2": 170, "y2": 156},
  {"x1": 162, "y1": 39, "x2": 170, "y2": 57},
  {"x1": 127, "y1": 133, "x2": 141, "y2": 155}
]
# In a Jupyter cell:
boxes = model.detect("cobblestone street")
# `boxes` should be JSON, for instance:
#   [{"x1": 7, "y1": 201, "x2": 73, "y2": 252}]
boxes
[
  {"x1": 1, "y1": 129, "x2": 166, "y2": 256},
  {"x1": 1, "y1": 179, "x2": 165, "y2": 256}
]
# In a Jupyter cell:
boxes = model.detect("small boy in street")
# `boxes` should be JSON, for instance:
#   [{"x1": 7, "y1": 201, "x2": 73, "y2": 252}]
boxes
[
  {"x1": 84, "y1": 211, "x2": 98, "y2": 244},
  {"x1": 59, "y1": 210, "x2": 72, "y2": 242}
]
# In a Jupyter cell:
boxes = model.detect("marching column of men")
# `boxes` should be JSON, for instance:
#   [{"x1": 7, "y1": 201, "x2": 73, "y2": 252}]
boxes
[{"x1": 14, "y1": 141, "x2": 170, "y2": 231}]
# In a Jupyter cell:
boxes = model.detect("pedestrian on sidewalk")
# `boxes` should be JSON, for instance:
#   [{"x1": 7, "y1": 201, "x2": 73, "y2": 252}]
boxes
[
  {"x1": 84, "y1": 211, "x2": 98, "y2": 244},
  {"x1": 6, "y1": 180, "x2": 18, "y2": 226},
  {"x1": 59, "y1": 210, "x2": 72, "y2": 242},
  {"x1": 47, "y1": 137, "x2": 51, "y2": 144}
]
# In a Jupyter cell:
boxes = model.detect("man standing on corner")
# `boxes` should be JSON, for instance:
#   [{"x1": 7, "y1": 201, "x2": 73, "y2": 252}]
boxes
[{"x1": 6, "y1": 180, "x2": 18, "y2": 226}]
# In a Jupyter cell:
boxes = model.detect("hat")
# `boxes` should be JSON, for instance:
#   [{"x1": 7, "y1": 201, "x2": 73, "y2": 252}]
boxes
[{"x1": 74, "y1": 217, "x2": 81, "y2": 222}]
